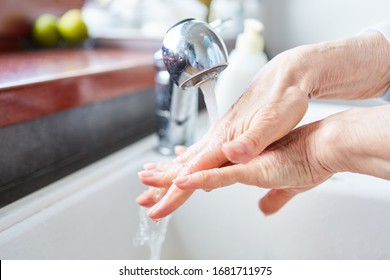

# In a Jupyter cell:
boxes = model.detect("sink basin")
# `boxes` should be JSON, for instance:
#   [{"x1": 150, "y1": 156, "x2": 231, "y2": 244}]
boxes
[{"x1": 0, "y1": 100, "x2": 389, "y2": 259}]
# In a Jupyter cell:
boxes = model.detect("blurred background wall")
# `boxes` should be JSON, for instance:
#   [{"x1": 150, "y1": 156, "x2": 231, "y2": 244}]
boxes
[{"x1": 257, "y1": 0, "x2": 390, "y2": 57}]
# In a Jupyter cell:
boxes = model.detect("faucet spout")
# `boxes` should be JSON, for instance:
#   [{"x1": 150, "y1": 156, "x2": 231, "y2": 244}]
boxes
[
  {"x1": 162, "y1": 18, "x2": 228, "y2": 89},
  {"x1": 154, "y1": 19, "x2": 228, "y2": 155}
]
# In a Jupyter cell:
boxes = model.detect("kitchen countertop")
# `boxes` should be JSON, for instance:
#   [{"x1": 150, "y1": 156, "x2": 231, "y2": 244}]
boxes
[
  {"x1": 0, "y1": 46, "x2": 157, "y2": 207},
  {"x1": 0, "y1": 47, "x2": 155, "y2": 128}
]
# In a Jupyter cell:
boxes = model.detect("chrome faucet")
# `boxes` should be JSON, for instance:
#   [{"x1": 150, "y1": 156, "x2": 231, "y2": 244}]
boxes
[
  {"x1": 154, "y1": 50, "x2": 198, "y2": 156},
  {"x1": 154, "y1": 18, "x2": 228, "y2": 155},
  {"x1": 162, "y1": 18, "x2": 229, "y2": 89}
]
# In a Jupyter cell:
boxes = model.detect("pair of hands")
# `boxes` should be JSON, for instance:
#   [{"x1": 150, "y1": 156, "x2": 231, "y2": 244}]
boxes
[{"x1": 138, "y1": 32, "x2": 390, "y2": 220}]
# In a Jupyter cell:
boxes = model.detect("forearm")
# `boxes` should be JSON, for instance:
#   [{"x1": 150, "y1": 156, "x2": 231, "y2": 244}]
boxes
[
  {"x1": 298, "y1": 32, "x2": 390, "y2": 100},
  {"x1": 319, "y1": 105, "x2": 390, "y2": 180}
]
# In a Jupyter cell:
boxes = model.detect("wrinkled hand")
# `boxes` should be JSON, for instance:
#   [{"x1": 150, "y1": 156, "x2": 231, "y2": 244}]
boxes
[
  {"x1": 138, "y1": 48, "x2": 311, "y2": 219},
  {"x1": 172, "y1": 120, "x2": 333, "y2": 215},
  {"x1": 137, "y1": 32, "x2": 390, "y2": 219},
  {"x1": 172, "y1": 104, "x2": 390, "y2": 214}
]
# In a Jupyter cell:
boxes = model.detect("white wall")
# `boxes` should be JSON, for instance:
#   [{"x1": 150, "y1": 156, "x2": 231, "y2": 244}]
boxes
[{"x1": 257, "y1": 0, "x2": 390, "y2": 57}]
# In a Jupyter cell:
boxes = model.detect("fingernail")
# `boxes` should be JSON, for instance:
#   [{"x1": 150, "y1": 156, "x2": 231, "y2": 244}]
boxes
[
  {"x1": 143, "y1": 162, "x2": 157, "y2": 170},
  {"x1": 137, "y1": 190, "x2": 147, "y2": 198},
  {"x1": 173, "y1": 176, "x2": 189, "y2": 186},
  {"x1": 136, "y1": 190, "x2": 148, "y2": 199},
  {"x1": 174, "y1": 145, "x2": 187, "y2": 155},
  {"x1": 138, "y1": 170, "x2": 155, "y2": 178},
  {"x1": 148, "y1": 203, "x2": 161, "y2": 218}
]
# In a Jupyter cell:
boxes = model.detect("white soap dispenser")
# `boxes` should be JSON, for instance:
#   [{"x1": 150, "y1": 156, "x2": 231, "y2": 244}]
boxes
[{"x1": 215, "y1": 18, "x2": 268, "y2": 115}]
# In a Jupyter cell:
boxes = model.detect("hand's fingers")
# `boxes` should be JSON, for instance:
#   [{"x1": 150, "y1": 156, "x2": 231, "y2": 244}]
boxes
[
  {"x1": 136, "y1": 187, "x2": 168, "y2": 208},
  {"x1": 173, "y1": 136, "x2": 207, "y2": 164},
  {"x1": 141, "y1": 145, "x2": 187, "y2": 172},
  {"x1": 138, "y1": 169, "x2": 176, "y2": 188},
  {"x1": 140, "y1": 137, "x2": 227, "y2": 197},
  {"x1": 138, "y1": 136, "x2": 227, "y2": 216},
  {"x1": 222, "y1": 130, "x2": 268, "y2": 164},
  {"x1": 186, "y1": 146, "x2": 227, "y2": 174},
  {"x1": 174, "y1": 145, "x2": 187, "y2": 156},
  {"x1": 258, "y1": 188, "x2": 298, "y2": 216},
  {"x1": 173, "y1": 164, "x2": 249, "y2": 190},
  {"x1": 137, "y1": 146, "x2": 188, "y2": 209},
  {"x1": 143, "y1": 162, "x2": 168, "y2": 171},
  {"x1": 223, "y1": 90, "x2": 308, "y2": 164},
  {"x1": 138, "y1": 139, "x2": 208, "y2": 188},
  {"x1": 145, "y1": 146, "x2": 229, "y2": 219},
  {"x1": 140, "y1": 158, "x2": 171, "y2": 187},
  {"x1": 148, "y1": 186, "x2": 194, "y2": 219},
  {"x1": 221, "y1": 118, "x2": 291, "y2": 164},
  {"x1": 145, "y1": 149, "x2": 226, "y2": 219},
  {"x1": 140, "y1": 143, "x2": 190, "y2": 174},
  {"x1": 139, "y1": 162, "x2": 177, "y2": 188}
]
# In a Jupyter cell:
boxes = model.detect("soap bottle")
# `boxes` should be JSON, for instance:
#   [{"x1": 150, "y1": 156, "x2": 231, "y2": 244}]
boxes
[{"x1": 215, "y1": 18, "x2": 268, "y2": 115}]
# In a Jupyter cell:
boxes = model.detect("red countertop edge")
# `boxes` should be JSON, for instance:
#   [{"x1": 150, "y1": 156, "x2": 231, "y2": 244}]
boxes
[{"x1": 0, "y1": 48, "x2": 155, "y2": 128}]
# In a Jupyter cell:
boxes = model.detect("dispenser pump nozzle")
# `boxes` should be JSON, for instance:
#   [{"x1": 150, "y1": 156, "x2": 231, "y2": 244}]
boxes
[{"x1": 235, "y1": 19, "x2": 264, "y2": 54}]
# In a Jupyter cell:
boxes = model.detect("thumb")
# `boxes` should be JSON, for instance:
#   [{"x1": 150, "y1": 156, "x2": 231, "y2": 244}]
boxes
[
  {"x1": 222, "y1": 129, "x2": 268, "y2": 164},
  {"x1": 222, "y1": 90, "x2": 309, "y2": 164}
]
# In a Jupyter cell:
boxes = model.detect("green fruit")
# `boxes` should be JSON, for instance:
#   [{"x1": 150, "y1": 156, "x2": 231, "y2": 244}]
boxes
[
  {"x1": 57, "y1": 9, "x2": 88, "y2": 44},
  {"x1": 32, "y1": 14, "x2": 60, "y2": 47}
]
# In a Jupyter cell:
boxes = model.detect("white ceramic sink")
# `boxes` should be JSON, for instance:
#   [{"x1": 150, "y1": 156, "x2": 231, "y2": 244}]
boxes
[{"x1": 0, "y1": 100, "x2": 389, "y2": 259}]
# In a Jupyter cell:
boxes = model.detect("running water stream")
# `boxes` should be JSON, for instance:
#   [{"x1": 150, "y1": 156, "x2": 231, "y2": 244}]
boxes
[
  {"x1": 199, "y1": 79, "x2": 219, "y2": 124},
  {"x1": 134, "y1": 207, "x2": 171, "y2": 260},
  {"x1": 134, "y1": 188, "x2": 171, "y2": 260},
  {"x1": 134, "y1": 78, "x2": 220, "y2": 259}
]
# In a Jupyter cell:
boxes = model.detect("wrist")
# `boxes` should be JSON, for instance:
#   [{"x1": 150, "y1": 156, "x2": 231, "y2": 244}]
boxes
[
  {"x1": 302, "y1": 33, "x2": 390, "y2": 100},
  {"x1": 262, "y1": 44, "x2": 318, "y2": 100},
  {"x1": 315, "y1": 105, "x2": 390, "y2": 179},
  {"x1": 310, "y1": 113, "x2": 349, "y2": 175}
]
